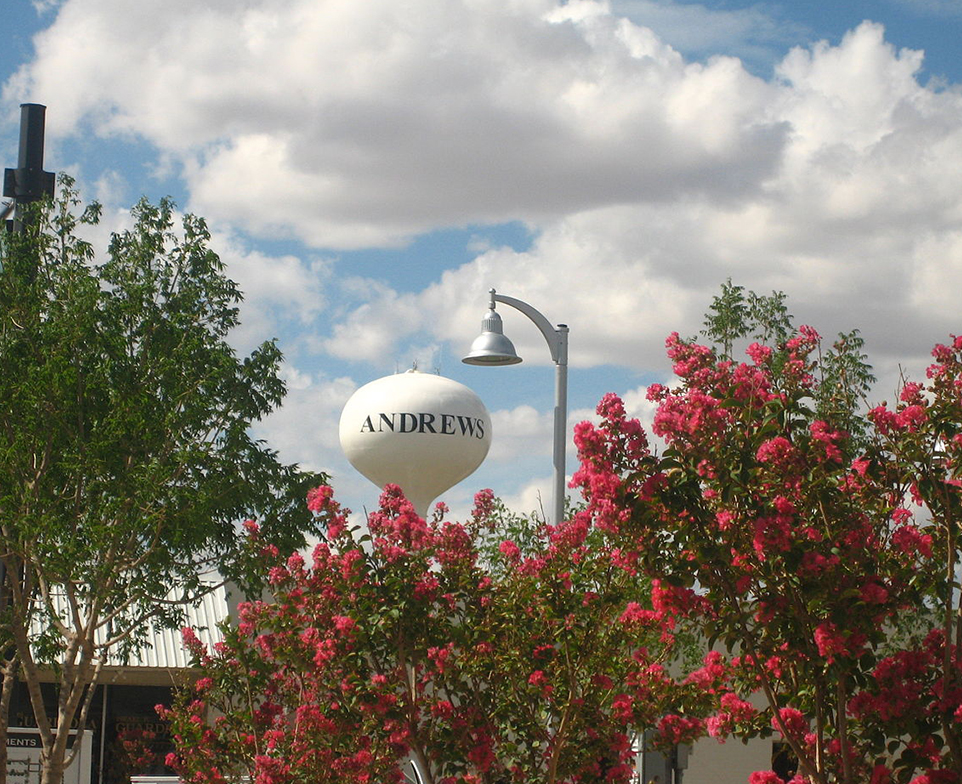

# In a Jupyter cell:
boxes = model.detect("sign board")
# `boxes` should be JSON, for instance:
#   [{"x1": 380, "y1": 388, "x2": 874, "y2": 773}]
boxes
[{"x1": 6, "y1": 728, "x2": 90, "y2": 784}]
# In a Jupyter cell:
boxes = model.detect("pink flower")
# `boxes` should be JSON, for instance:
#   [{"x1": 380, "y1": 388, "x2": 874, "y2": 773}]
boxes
[
  {"x1": 772, "y1": 707, "x2": 807, "y2": 738},
  {"x1": 428, "y1": 644, "x2": 454, "y2": 674},
  {"x1": 612, "y1": 693, "x2": 634, "y2": 722},
  {"x1": 651, "y1": 579, "x2": 707, "y2": 616},
  {"x1": 756, "y1": 436, "x2": 796, "y2": 466},
  {"x1": 646, "y1": 383, "x2": 667, "y2": 401},
  {"x1": 869, "y1": 404, "x2": 900, "y2": 434},
  {"x1": 620, "y1": 602, "x2": 659, "y2": 626},
  {"x1": 686, "y1": 651, "x2": 727, "y2": 689},
  {"x1": 814, "y1": 622, "x2": 846, "y2": 661},
  {"x1": 870, "y1": 765, "x2": 892, "y2": 784},
  {"x1": 720, "y1": 692, "x2": 756, "y2": 722},
  {"x1": 528, "y1": 670, "x2": 548, "y2": 687},
  {"x1": 707, "y1": 714, "x2": 730, "y2": 739},
  {"x1": 194, "y1": 677, "x2": 213, "y2": 693},
  {"x1": 892, "y1": 524, "x2": 933, "y2": 558},
  {"x1": 715, "y1": 510, "x2": 735, "y2": 531},
  {"x1": 180, "y1": 627, "x2": 205, "y2": 657},
  {"x1": 860, "y1": 582, "x2": 889, "y2": 605},
  {"x1": 471, "y1": 488, "x2": 495, "y2": 523},
  {"x1": 413, "y1": 575, "x2": 440, "y2": 601},
  {"x1": 747, "y1": 342, "x2": 773, "y2": 365},
  {"x1": 753, "y1": 515, "x2": 792, "y2": 560},
  {"x1": 809, "y1": 420, "x2": 843, "y2": 462},
  {"x1": 592, "y1": 674, "x2": 614, "y2": 690},
  {"x1": 900, "y1": 382, "x2": 925, "y2": 404},
  {"x1": 597, "y1": 392, "x2": 627, "y2": 420},
  {"x1": 306, "y1": 484, "x2": 334, "y2": 513},
  {"x1": 749, "y1": 772, "x2": 783, "y2": 784},
  {"x1": 656, "y1": 714, "x2": 705, "y2": 744},
  {"x1": 896, "y1": 404, "x2": 927, "y2": 432}
]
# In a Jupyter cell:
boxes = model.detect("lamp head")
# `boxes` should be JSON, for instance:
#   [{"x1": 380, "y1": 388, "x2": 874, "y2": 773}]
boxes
[{"x1": 462, "y1": 307, "x2": 522, "y2": 366}]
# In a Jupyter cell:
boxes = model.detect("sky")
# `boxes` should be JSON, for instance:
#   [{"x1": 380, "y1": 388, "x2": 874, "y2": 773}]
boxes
[{"x1": 3, "y1": 0, "x2": 962, "y2": 522}]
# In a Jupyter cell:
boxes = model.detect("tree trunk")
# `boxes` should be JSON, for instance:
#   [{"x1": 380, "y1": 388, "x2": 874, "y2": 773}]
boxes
[{"x1": 39, "y1": 753, "x2": 66, "y2": 784}]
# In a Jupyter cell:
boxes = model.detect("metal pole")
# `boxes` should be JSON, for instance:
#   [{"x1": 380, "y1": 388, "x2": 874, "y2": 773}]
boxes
[
  {"x1": 490, "y1": 292, "x2": 569, "y2": 526},
  {"x1": 552, "y1": 326, "x2": 569, "y2": 526},
  {"x1": 3, "y1": 103, "x2": 56, "y2": 233},
  {"x1": 98, "y1": 685, "x2": 108, "y2": 784}
]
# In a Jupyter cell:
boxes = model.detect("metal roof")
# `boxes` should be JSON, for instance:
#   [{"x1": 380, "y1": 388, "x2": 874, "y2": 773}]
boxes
[
  {"x1": 105, "y1": 583, "x2": 232, "y2": 670},
  {"x1": 32, "y1": 581, "x2": 234, "y2": 676}
]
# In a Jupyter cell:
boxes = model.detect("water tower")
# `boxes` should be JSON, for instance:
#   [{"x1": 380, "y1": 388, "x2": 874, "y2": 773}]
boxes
[{"x1": 339, "y1": 370, "x2": 492, "y2": 517}]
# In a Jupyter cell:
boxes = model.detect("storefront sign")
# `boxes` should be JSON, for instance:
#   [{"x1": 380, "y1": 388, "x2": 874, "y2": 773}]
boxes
[{"x1": 6, "y1": 728, "x2": 90, "y2": 784}]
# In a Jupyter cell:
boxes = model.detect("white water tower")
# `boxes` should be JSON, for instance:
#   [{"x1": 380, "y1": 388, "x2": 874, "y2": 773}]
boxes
[{"x1": 339, "y1": 370, "x2": 492, "y2": 517}]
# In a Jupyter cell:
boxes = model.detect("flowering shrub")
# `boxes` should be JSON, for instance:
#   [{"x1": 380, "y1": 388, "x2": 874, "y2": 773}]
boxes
[
  {"x1": 572, "y1": 327, "x2": 962, "y2": 784},
  {"x1": 110, "y1": 728, "x2": 159, "y2": 783},
  {"x1": 164, "y1": 485, "x2": 690, "y2": 784}
]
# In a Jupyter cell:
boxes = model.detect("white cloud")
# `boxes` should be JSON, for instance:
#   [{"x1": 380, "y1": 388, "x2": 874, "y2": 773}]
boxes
[
  {"x1": 488, "y1": 404, "x2": 553, "y2": 461},
  {"x1": 90, "y1": 169, "x2": 127, "y2": 207},
  {"x1": 775, "y1": 23, "x2": 928, "y2": 159},
  {"x1": 372, "y1": 21, "x2": 962, "y2": 387},
  {"x1": 9, "y1": 11, "x2": 962, "y2": 377},
  {"x1": 208, "y1": 234, "x2": 331, "y2": 353},
  {"x1": 321, "y1": 281, "x2": 426, "y2": 367},
  {"x1": 258, "y1": 20, "x2": 962, "y2": 384},
  {"x1": 497, "y1": 475, "x2": 556, "y2": 522},
  {"x1": 6, "y1": 0, "x2": 784, "y2": 248},
  {"x1": 252, "y1": 365, "x2": 357, "y2": 474},
  {"x1": 621, "y1": 385, "x2": 660, "y2": 429}
]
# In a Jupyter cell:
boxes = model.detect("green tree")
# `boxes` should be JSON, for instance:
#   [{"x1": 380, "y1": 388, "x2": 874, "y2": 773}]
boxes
[
  {"x1": 0, "y1": 180, "x2": 324, "y2": 784},
  {"x1": 701, "y1": 278, "x2": 751, "y2": 359},
  {"x1": 702, "y1": 281, "x2": 874, "y2": 442}
]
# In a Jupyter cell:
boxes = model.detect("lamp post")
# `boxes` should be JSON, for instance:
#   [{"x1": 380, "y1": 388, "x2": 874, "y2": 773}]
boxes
[{"x1": 463, "y1": 288, "x2": 569, "y2": 525}]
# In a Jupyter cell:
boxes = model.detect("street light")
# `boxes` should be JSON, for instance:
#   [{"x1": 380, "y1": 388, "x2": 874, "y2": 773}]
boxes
[{"x1": 463, "y1": 288, "x2": 569, "y2": 525}]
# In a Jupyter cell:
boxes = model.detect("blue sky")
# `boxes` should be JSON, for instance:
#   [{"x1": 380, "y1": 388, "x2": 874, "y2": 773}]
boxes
[{"x1": 3, "y1": 0, "x2": 962, "y2": 520}]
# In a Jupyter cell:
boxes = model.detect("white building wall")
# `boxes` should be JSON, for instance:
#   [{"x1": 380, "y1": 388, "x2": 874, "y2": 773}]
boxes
[{"x1": 682, "y1": 736, "x2": 774, "y2": 784}]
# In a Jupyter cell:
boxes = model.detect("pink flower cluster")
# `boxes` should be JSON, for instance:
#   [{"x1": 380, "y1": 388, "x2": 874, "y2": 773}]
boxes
[{"x1": 569, "y1": 326, "x2": 962, "y2": 782}]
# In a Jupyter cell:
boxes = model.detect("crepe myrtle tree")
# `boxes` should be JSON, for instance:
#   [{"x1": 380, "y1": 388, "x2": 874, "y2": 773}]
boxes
[
  {"x1": 163, "y1": 484, "x2": 707, "y2": 784},
  {"x1": 0, "y1": 179, "x2": 325, "y2": 784},
  {"x1": 573, "y1": 287, "x2": 962, "y2": 784}
]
